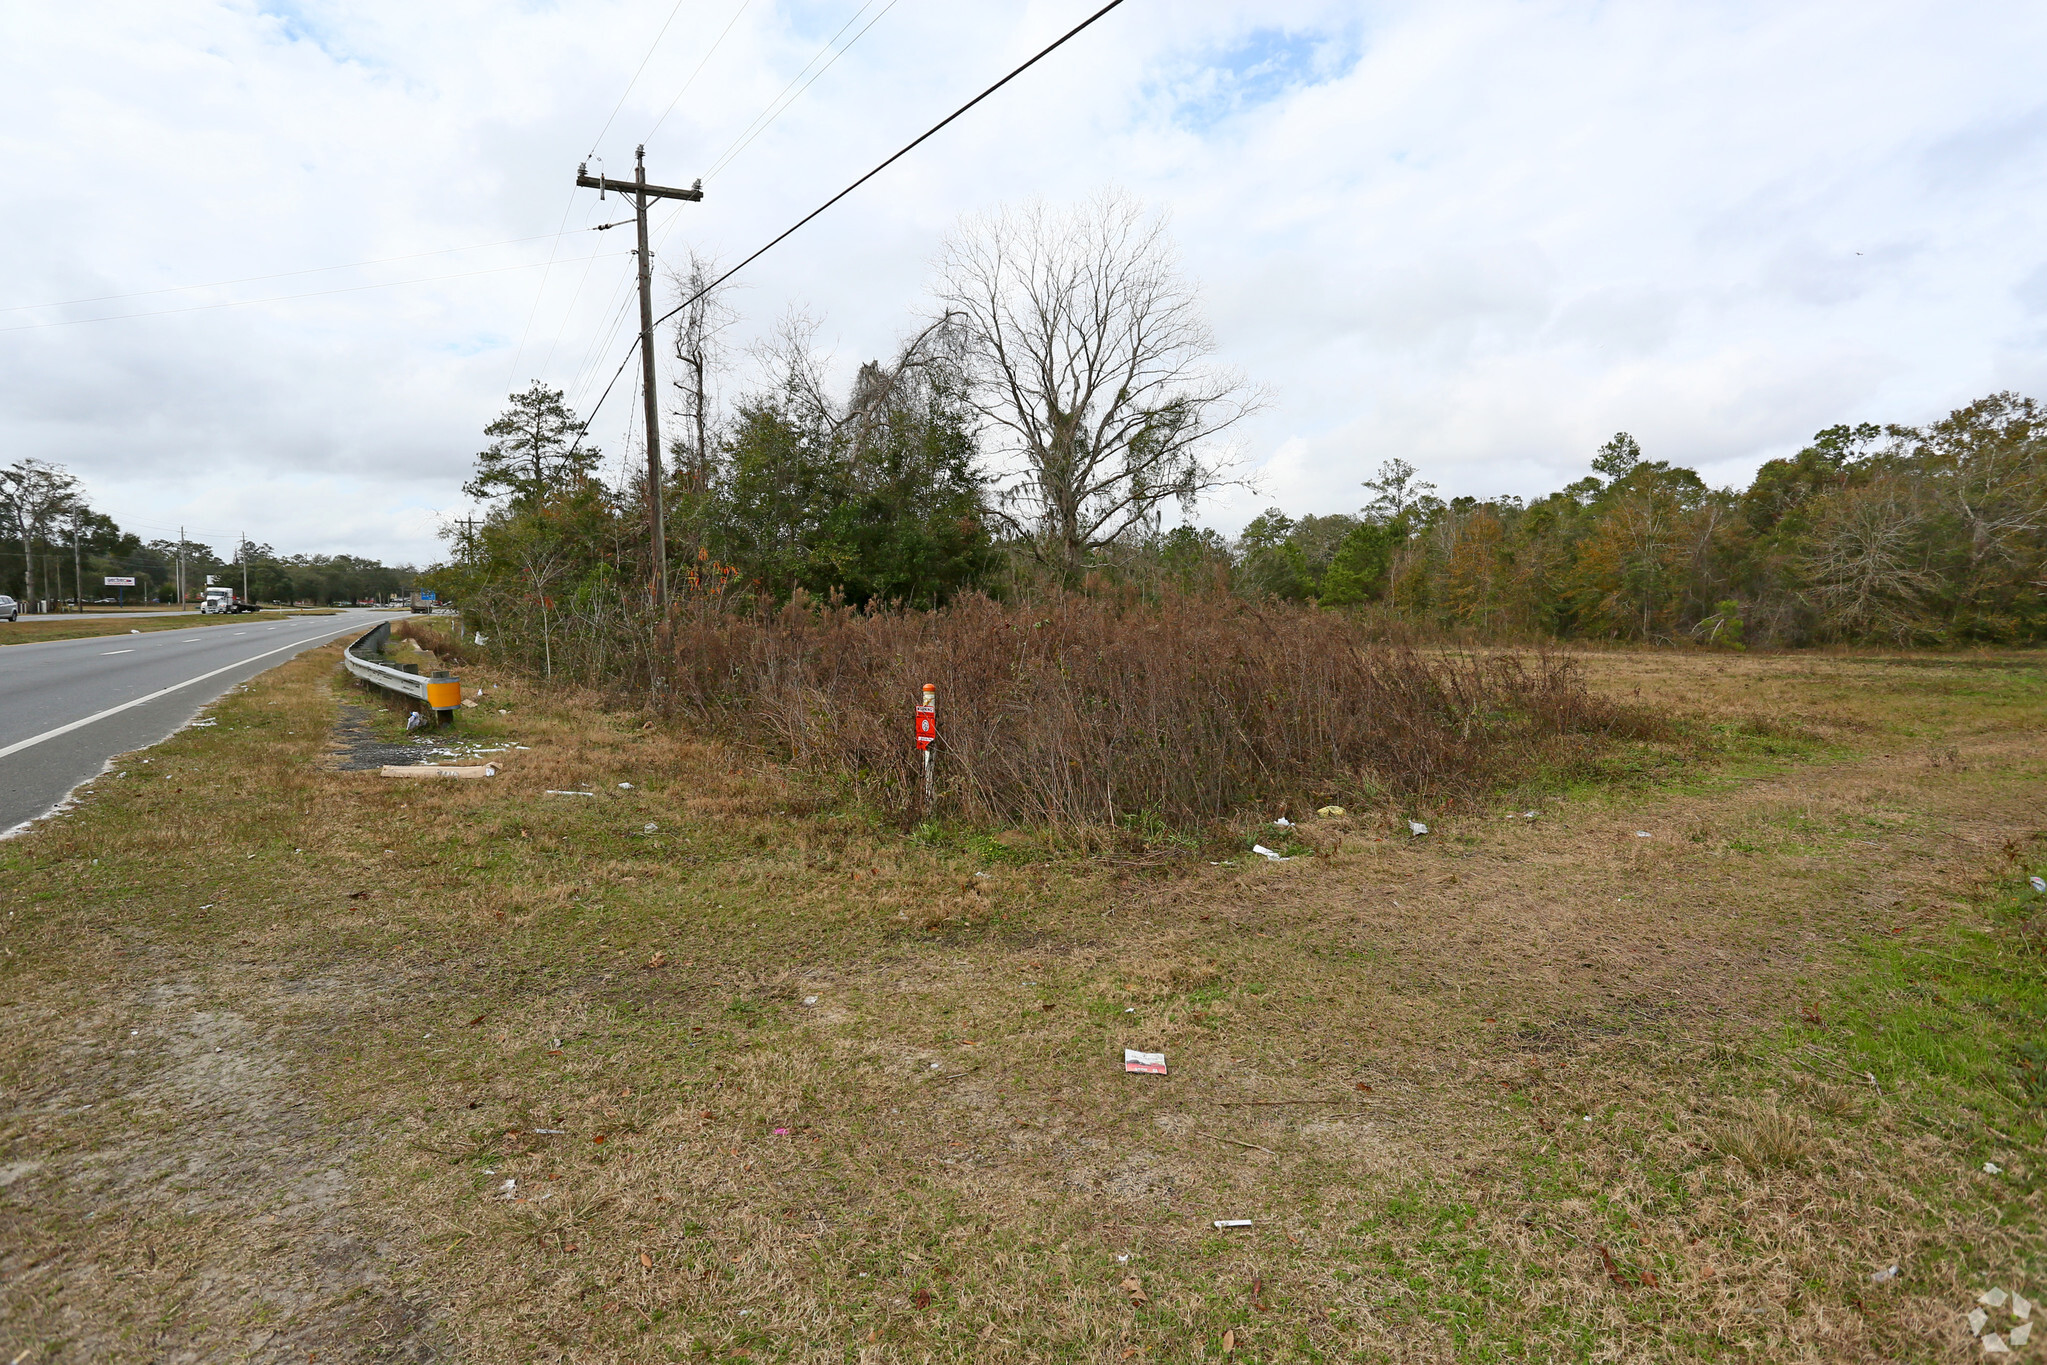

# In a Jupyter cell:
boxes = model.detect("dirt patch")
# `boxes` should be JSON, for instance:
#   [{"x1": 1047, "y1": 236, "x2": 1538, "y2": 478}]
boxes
[
  {"x1": 327, "y1": 701, "x2": 442, "y2": 771},
  {"x1": 0, "y1": 974, "x2": 442, "y2": 1362}
]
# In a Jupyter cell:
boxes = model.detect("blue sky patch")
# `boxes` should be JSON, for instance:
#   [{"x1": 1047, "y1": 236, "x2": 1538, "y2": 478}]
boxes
[{"x1": 1166, "y1": 26, "x2": 1360, "y2": 132}]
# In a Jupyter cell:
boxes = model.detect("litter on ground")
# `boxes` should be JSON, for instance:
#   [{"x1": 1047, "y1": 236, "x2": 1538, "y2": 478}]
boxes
[
  {"x1": 544, "y1": 790, "x2": 597, "y2": 797},
  {"x1": 2013, "y1": 1292, "x2": 2032, "y2": 1320},
  {"x1": 1213, "y1": 1219, "x2": 1253, "y2": 1230},
  {"x1": 1982, "y1": 1289, "x2": 2010, "y2": 1307},
  {"x1": 1635, "y1": 830, "x2": 1652, "y2": 838},
  {"x1": 1250, "y1": 845, "x2": 1289, "y2": 861},
  {"x1": 1124, "y1": 1049, "x2": 1167, "y2": 1075},
  {"x1": 381, "y1": 764, "x2": 497, "y2": 779},
  {"x1": 1317, "y1": 805, "x2": 1345, "y2": 817},
  {"x1": 619, "y1": 782, "x2": 633, "y2": 788},
  {"x1": 1271, "y1": 817, "x2": 1293, "y2": 827},
  {"x1": 1971, "y1": 1308, "x2": 1990, "y2": 1334},
  {"x1": 1871, "y1": 1265, "x2": 1899, "y2": 1283},
  {"x1": 1984, "y1": 1162, "x2": 2003, "y2": 1175},
  {"x1": 1983, "y1": 1332, "x2": 2010, "y2": 1354},
  {"x1": 2032, "y1": 876, "x2": 2046, "y2": 893},
  {"x1": 2012, "y1": 1323, "x2": 2033, "y2": 1346},
  {"x1": 1408, "y1": 821, "x2": 1428, "y2": 835}
]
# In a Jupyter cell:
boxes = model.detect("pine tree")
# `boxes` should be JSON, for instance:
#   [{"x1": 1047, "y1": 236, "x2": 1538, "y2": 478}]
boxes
[{"x1": 465, "y1": 383, "x2": 601, "y2": 506}]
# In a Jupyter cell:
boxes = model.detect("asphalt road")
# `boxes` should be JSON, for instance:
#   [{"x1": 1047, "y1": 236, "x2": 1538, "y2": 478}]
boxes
[{"x1": 0, "y1": 609, "x2": 390, "y2": 836}]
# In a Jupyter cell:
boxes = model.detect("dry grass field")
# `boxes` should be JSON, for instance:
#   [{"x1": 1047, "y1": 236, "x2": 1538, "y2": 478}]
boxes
[{"x1": 0, "y1": 638, "x2": 2041, "y2": 1363}]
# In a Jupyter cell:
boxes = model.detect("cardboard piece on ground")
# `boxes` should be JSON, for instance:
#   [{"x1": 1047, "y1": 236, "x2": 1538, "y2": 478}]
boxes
[
  {"x1": 1123, "y1": 1048, "x2": 1166, "y2": 1075},
  {"x1": 381, "y1": 764, "x2": 497, "y2": 779}
]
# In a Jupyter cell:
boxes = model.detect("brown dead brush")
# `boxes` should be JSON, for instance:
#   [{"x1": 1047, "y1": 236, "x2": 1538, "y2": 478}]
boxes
[
  {"x1": 654, "y1": 590, "x2": 1655, "y2": 829},
  {"x1": 391, "y1": 615, "x2": 483, "y2": 666}
]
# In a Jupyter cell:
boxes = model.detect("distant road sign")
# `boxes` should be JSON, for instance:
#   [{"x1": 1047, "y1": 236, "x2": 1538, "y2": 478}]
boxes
[
  {"x1": 104, "y1": 576, "x2": 136, "y2": 587},
  {"x1": 419, "y1": 591, "x2": 437, "y2": 602}
]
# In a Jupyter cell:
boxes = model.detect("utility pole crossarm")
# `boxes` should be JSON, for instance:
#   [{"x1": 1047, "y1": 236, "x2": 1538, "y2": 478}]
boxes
[{"x1": 574, "y1": 167, "x2": 702, "y2": 202}]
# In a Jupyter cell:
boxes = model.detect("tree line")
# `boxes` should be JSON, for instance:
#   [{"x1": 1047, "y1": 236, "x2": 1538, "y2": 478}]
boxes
[
  {"x1": 1226, "y1": 392, "x2": 2044, "y2": 646},
  {"x1": 437, "y1": 192, "x2": 2043, "y2": 660},
  {"x1": 0, "y1": 458, "x2": 417, "y2": 608}
]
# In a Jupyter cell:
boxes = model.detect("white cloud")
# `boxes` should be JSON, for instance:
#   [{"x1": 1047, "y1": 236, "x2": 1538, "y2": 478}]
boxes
[{"x1": 2, "y1": 0, "x2": 2043, "y2": 563}]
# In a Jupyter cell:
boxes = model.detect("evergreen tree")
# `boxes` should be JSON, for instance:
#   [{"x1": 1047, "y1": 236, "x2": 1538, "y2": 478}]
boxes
[{"x1": 465, "y1": 383, "x2": 601, "y2": 506}]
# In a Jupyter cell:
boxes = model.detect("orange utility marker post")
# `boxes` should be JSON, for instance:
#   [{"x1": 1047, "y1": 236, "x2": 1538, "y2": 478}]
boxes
[{"x1": 915, "y1": 683, "x2": 937, "y2": 813}]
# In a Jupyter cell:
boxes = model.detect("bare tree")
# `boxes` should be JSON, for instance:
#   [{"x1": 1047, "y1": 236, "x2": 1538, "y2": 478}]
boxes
[
  {"x1": 933, "y1": 192, "x2": 1259, "y2": 579},
  {"x1": 1800, "y1": 474, "x2": 1935, "y2": 640},
  {"x1": 666, "y1": 251, "x2": 741, "y2": 494},
  {"x1": 0, "y1": 459, "x2": 84, "y2": 607}
]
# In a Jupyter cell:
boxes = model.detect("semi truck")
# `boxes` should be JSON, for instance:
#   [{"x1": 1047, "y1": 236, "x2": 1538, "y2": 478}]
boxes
[{"x1": 198, "y1": 586, "x2": 260, "y2": 614}]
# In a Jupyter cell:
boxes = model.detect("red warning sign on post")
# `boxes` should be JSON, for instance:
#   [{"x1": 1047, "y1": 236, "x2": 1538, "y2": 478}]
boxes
[{"x1": 915, "y1": 705, "x2": 936, "y2": 750}]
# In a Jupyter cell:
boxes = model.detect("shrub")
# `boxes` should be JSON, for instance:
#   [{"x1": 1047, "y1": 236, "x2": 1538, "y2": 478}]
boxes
[{"x1": 655, "y1": 591, "x2": 1651, "y2": 830}]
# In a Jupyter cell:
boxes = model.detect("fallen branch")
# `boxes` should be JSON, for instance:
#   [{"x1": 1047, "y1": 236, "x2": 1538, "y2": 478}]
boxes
[{"x1": 1196, "y1": 1130, "x2": 1277, "y2": 1154}]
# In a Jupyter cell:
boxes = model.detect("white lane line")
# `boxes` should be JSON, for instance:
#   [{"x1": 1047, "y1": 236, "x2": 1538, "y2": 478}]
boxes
[
  {"x1": 0, "y1": 621, "x2": 366, "y2": 762},
  {"x1": 101, "y1": 649, "x2": 135, "y2": 655}
]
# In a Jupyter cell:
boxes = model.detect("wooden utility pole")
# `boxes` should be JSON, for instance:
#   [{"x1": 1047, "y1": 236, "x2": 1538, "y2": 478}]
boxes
[{"x1": 575, "y1": 147, "x2": 702, "y2": 608}]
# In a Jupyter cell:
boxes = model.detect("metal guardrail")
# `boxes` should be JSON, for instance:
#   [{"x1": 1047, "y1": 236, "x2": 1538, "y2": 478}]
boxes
[{"x1": 345, "y1": 621, "x2": 463, "y2": 721}]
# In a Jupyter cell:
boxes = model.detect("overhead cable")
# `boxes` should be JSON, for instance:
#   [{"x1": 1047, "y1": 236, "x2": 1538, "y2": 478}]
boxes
[
  {"x1": 0, "y1": 253, "x2": 632, "y2": 333},
  {"x1": 697, "y1": 0, "x2": 901, "y2": 184},
  {"x1": 588, "y1": 0, "x2": 692, "y2": 156},
  {"x1": 568, "y1": 0, "x2": 1132, "y2": 445},
  {"x1": 644, "y1": 0, "x2": 756, "y2": 148},
  {"x1": 655, "y1": 0, "x2": 1131, "y2": 335},
  {"x1": 1, "y1": 230, "x2": 613, "y2": 315}
]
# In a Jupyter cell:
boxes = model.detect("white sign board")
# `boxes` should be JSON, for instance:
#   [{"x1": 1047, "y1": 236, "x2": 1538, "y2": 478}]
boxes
[{"x1": 104, "y1": 576, "x2": 137, "y2": 587}]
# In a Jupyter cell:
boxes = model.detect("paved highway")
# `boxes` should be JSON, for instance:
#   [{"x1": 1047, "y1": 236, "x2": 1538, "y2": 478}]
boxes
[{"x1": 0, "y1": 609, "x2": 390, "y2": 837}]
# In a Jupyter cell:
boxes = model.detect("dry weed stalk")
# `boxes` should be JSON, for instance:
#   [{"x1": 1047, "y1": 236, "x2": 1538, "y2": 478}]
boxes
[{"x1": 1710, "y1": 1104, "x2": 1816, "y2": 1173}]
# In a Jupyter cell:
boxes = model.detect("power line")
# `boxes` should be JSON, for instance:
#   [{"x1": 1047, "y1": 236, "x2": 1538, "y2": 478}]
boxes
[
  {"x1": 503, "y1": 193, "x2": 604, "y2": 392},
  {"x1": 644, "y1": 0, "x2": 756, "y2": 149},
  {"x1": 698, "y1": 0, "x2": 900, "y2": 184},
  {"x1": 0, "y1": 230, "x2": 615, "y2": 315},
  {"x1": 536, "y1": 224, "x2": 630, "y2": 381},
  {"x1": 657, "y1": 0, "x2": 1130, "y2": 333},
  {"x1": 568, "y1": 0, "x2": 1133, "y2": 449},
  {"x1": 588, "y1": 0, "x2": 692, "y2": 156},
  {"x1": 0, "y1": 252, "x2": 633, "y2": 333},
  {"x1": 510, "y1": 0, "x2": 740, "y2": 394}
]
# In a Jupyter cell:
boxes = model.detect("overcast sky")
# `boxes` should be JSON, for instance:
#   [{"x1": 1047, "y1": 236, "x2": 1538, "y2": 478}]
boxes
[{"x1": 4, "y1": 0, "x2": 2043, "y2": 565}]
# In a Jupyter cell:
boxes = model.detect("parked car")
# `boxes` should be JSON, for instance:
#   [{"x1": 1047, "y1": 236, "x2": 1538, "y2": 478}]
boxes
[{"x1": 0, "y1": 595, "x2": 17, "y2": 622}]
